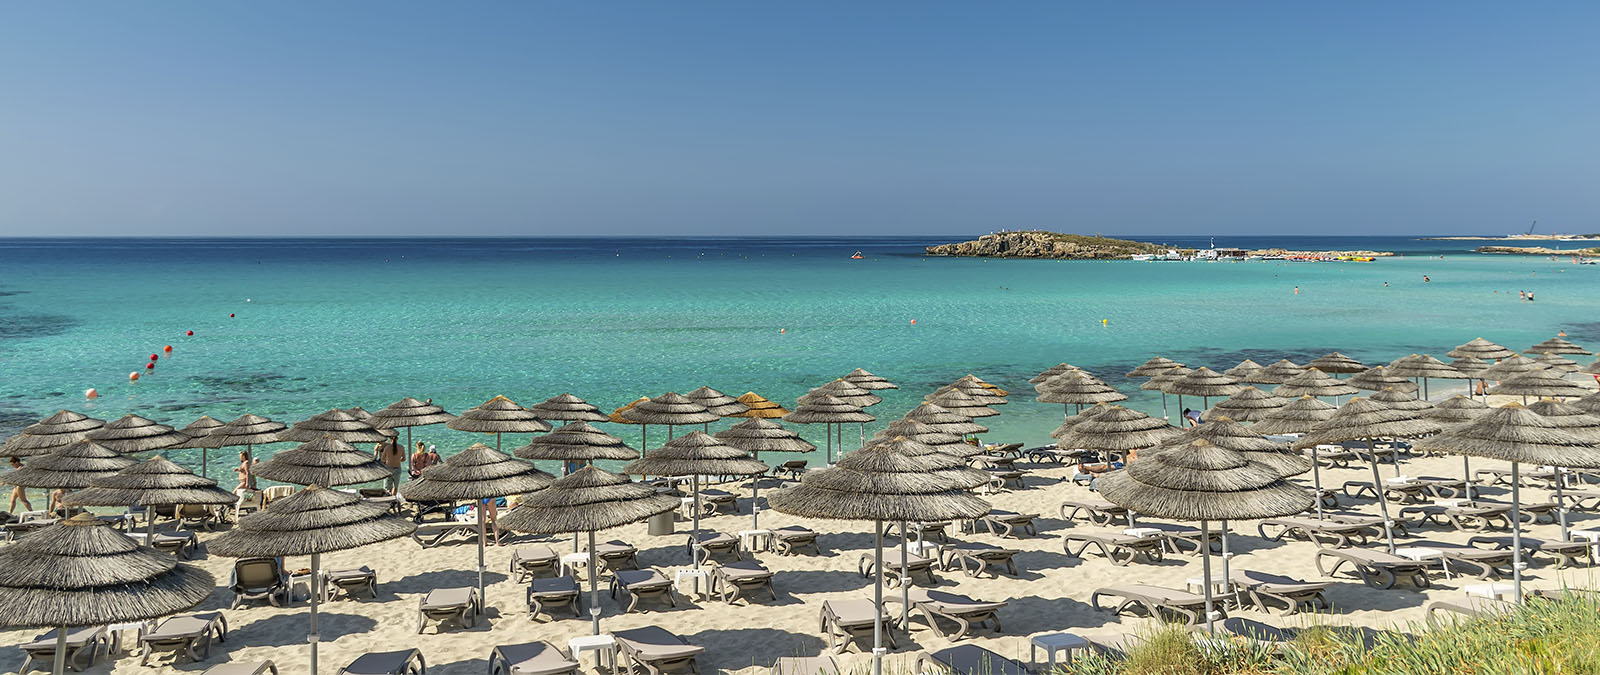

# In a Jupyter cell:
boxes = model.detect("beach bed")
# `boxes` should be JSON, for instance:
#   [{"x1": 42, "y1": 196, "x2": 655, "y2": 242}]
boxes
[
  {"x1": 858, "y1": 548, "x2": 938, "y2": 585},
  {"x1": 711, "y1": 559, "x2": 777, "y2": 604},
  {"x1": 885, "y1": 587, "x2": 1005, "y2": 640},
  {"x1": 1064, "y1": 530, "x2": 1165, "y2": 566},
  {"x1": 940, "y1": 542, "x2": 1020, "y2": 577},
  {"x1": 1315, "y1": 548, "x2": 1431, "y2": 589},
  {"x1": 611, "y1": 568, "x2": 678, "y2": 613},
  {"x1": 772, "y1": 526, "x2": 820, "y2": 555},
  {"x1": 1468, "y1": 535, "x2": 1592, "y2": 568},
  {"x1": 509, "y1": 545, "x2": 559, "y2": 581},
  {"x1": 1229, "y1": 570, "x2": 1333, "y2": 616},
  {"x1": 612, "y1": 626, "x2": 704, "y2": 675},
  {"x1": 915, "y1": 645, "x2": 1029, "y2": 675},
  {"x1": 819, "y1": 598, "x2": 894, "y2": 654},
  {"x1": 1091, "y1": 584, "x2": 1219, "y2": 626},
  {"x1": 19, "y1": 626, "x2": 109, "y2": 673},
  {"x1": 338, "y1": 649, "x2": 425, "y2": 675},
  {"x1": 525, "y1": 576, "x2": 581, "y2": 620},
  {"x1": 488, "y1": 641, "x2": 578, "y2": 675},
  {"x1": 417, "y1": 587, "x2": 481, "y2": 633},
  {"x1": 139, "y1": 613, "x2": 227, "y2": 666},
  {"x1": 1059, "y1": 498, "x2": 1131, "y2": 526}
]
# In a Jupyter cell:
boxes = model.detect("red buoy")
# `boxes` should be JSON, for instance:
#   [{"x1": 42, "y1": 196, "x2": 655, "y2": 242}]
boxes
[
  {"x1": 229, "y1": 313, "x2": 235, "y2": 318},
  {"x1": 150, "y1": 354, "x2": 159, "y2": 361},
  {"x1": 146, "y1": 363, "x2": 155, "y2": 370},
  {"x1": 186, "y1": 330, "x2": 194, "y2": 336}
]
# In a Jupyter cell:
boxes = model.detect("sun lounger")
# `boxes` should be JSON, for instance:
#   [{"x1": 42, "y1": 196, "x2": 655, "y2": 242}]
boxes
[
  {"x1": 886, "y1": 587, "x2": 1005, "y2": 640},
  {"x1": 489, "y1": 642, "x2": 578, "y2": 675},
  {"x1": 858, "y1": 549, "x2": 937, "y2": 585},
  {"x1": 590, "y1": 539, "x2": 641, "y2": 573},
  {"x1": 235, "y1": 490, "x2": 264, "y2": 517},
  {"x1": 688, "y1": 531, "x2": 742, "y2": 565},
  {"x1": 612, "y1": 626, "x2": 704, "y2": 675},
  {"x1": 698, "y1": 488, "x2": 739, "y2": 514},
  {"x1": 149, "y1": 530, "x2": 200, "y2": 558},
  {"x1": 968, "y1": 509, "x2": 1037, "y2": 538},
  {"x1": 1091, "y1": 584, "x2": 1220, "y2": 626},
  {"x1": 1229, "y1": 570, "x2": 1332, "y2": 615},
  {"x1": 1342, "y1": 479, "x2": 1434, "y2": 504},
  {"x1": 1258, "y1": 517, "x2": 1381, "y2": 548},
  {"x1": 711, "y1": 559, "x2": 777, "y2": 604},
  {"x1": 139, "y1": 613, "x2": 228, "y2": 665},
  {"x1": 338, "y1": 649, "x2": 426, "y2": 675},
  {"x1": 417, "y1": 587, "x2": 481, "y2": 633},
  {"x1": 1468, "y1": 535, "x2": 1592, "y2": 569},
  {"x1": 1475, "y1": 466, "x2": 1556, "y2": 488},
  {"x1": 1059, "y1": 498, "x2": 1131, "y2": 526},
  {"x1": 19, "y1": 626, "x2": 108, "y2": 673},
  {"x1": 1137, "y1": 522, "x2": 1222, "y2": 556},
  {"x1": 1404, "y1": 540, "x2": 1516, "y2": 579},
  {"x1": 770, "y1": 656, "x2": 838, "y2": 675},
  {"x1": 1064, "y1": 530, "x2": 1165, "y2": 566},
  {"x1": 940, "y1": 542, "x2": 1020, "y2": 577},
  {"x1": 771, "y1": 525, "x2": 820, "y2": 555},
  {"x1": 509, "y1": 545, "x2": 559, "y2": 581},
  {"x1": 324, "y1": 566, "x2": 378, "y2": 600},
  {"x1": 525, "y1": 575, "x2": 581, "y2": 619},
  {"x1": 1304, "y1": 445, "x2": 1358, "y2": 469},
  {"x1": 1398, "y1": 503, "x2": 1512, "y2": 532},
  {"x1": 1024, "y1": 445, "x2": 1084, "y2": 465},
  {"x1": 773, "y1": 460, "x2": 808, "y2": 480},
  {"x1": 984, "y1": 468, "x2": 1027, "y2": 491},
  {"x1": 2, "y1": 516, "x2": 58, "y2": 541},
  {"x1": 229, "y1": 557, "x2": 290, "y2": 609},
  {"x1": 820, "y1": 598, "x2": 895, "y2": 654},
  {"x1": 412, "y1": 522, "x2": 475, "y2": 548},
  {"x1": 886, "y1": 520, "x2": 950, "y2": 544},
  {"x1": 203, "y1": 661, "x2": 279, "y2": 675},
  {"x1": 611, "y1": 568, "x2": 678, "y2": 613},
  {"x1": 1554, "y1": 488, "x2": 1600, "y2": 512},
  {"x1": 1489, "y1": 500, "x2": 1558, "y2": 524},
  {"x1": 178, "y1": 504, "x2": 220, "y2": 531},
  {"x1": 1426, "y1": 597, "x2": 1514, "y2": 625},
  {"x1": 1315, "y1": 548, "x2": 1431, "y2": 589},
  {"x1": 915, "y1": 645, "x2": 1029, "y2": 675}
]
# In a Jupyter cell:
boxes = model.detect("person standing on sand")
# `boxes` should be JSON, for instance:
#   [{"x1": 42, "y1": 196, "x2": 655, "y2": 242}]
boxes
[
  {"x1": 376, "y1": 437, "x2": 405, "y2": 494},
  {"x1": 234, "y1": 450, "x2": 258, "y2": 497},
  {"x1": 8, "y1": 457, "x2": 32, "y2": 512},
  {"x1": 410, "y1": 441, "x2": 428, "y2": 479}
]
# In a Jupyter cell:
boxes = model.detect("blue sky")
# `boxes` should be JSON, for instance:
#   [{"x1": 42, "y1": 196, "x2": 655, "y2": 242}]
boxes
[{"x1": 1, "y1": 3, "x2": 1596, "y2": 237}]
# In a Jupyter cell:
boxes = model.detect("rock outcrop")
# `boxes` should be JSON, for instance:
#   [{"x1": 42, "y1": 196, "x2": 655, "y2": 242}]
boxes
[
  {"x1": 1477, "y1": 245, "x2": 1600, "y2": 255},
  {"x1": 925, "y1": 231, "x2": 1169, "y2": 260}
]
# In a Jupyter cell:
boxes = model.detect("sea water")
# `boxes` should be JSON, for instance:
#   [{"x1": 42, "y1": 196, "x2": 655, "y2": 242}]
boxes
[{"x1": 1, "y1": 235, "x2": 1594, "y2": 487}]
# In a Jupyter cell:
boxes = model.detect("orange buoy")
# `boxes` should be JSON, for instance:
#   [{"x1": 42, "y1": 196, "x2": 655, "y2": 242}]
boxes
[
  {"x1": 84, "y1": 388, "x2": 98, "y2": 400},
  {"x1": 129, "y1": 372, "x2": 140, "y2": 382},
  {"x1": 910, "y1": 319, "x2": 917, "y2": 325},
  {"x1": 163, "y1": 345, "x2": 172, "y2": 352}
]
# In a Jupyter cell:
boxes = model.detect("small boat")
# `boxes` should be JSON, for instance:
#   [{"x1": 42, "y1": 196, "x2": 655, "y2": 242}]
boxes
[{"x1": 850, "y1": 251, "x2": 864, "y2": 259}]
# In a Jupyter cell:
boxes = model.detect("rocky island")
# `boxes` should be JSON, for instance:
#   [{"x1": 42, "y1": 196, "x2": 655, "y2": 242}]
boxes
[
  {"x1": 1476, "y1": 245, "x2": 1600, "y2": 256},
  {"x1": 924, "y1": 231, "x2": 1172, "y2": 259}
]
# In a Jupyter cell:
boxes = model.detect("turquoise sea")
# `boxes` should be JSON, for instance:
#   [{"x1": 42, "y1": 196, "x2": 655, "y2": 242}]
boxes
[{"x1": 2, "y1": 235, "x2": 1596, "y2": 488}]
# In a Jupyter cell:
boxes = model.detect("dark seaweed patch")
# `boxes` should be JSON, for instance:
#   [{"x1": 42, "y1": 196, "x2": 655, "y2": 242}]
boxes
[
  {"x1": 188, "y1": 373, "x2": 296, "y2": 392},
  {"x1": 0, "y1": 312, "x2": 78, "y2": 340}
]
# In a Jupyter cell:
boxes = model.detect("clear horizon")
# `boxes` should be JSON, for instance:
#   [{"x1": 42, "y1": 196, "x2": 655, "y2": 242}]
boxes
[{"x1": 2, "y1": 3, "x2": 1596, "y2": 237}]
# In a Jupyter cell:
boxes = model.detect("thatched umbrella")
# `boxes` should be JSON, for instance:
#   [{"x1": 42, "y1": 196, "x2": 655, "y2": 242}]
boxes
[
  {"x1": 1256, "y1": 360, "x2": 1308, "y2": 385},
  {"x1": 955, "y1": 374, "x2": 1008, "y2": 397},
  {"x1": 1386, "y1": 354, "x2": 1464, "y2": 400},
  {"x1": 715, "y1": 419, "x2": 816, "y2": 528},
  {"x1": 1478, "y1": 354, "x2": 1547, "y2": 383},
  {"x1": 801, "y1": 380, "x2": 883, "y2": 409},
  {"x1": 1487, "y1": 371, "x2": 1591, "y2": 403},
  {"x1": 1224, "y1": 359, "x2": 1268, "y2": 383},
  {"x1": 620, "y1": 392, "x2": 718, "y2": 449},
  {"x1": 1427, "y1": 395, "x2": 1489, "y2": 424},
  {"x1": 1294, "y1": 398, "x2": 1442, "y2": 549},
  {"x1": 1128, "y1": 356, "x2": 1183, "y2": 378},
  {"x1": 1099, "y1": 438, "x2": 1311, "y2": 633},
  {"x1": 63, "y1": 456, "x2": 236, "y2": 539},
  {"x1": 622, "y1": 431, "x2": 767, "y2": 563},
  {"x1": 498, "y1": 467, "x2": 679, "y2": 635},
  {"x1": 189, "y1": 413, "x2": 287, "y2": 491},
  {"x1": 401, "y1": 444, "x2": 554, "y2": 599},
  {"x1": 872, "y1": 419, "x2": 970, "y2": 456},
  {"x1": 528, "y1": 394, "x2": 609, "y2": 423},
  {"x1": 1414, "y1": 404, "x2": 1600, "y2": 600},
  {"x1": 924, "y1": 389, "x2": 1000, "y2": 419},
  {"x1": 515, "y1": 421, "x2": 640, "y2": 467},
  {"x1": 0, "y1": 514, "x2": 215, "y2": 675},
  {"x1": 1054, "y1": 406, "x2": 1180, "y2": 461},
  {"x1": 1205, "y1": 386, "x2": 1289, "y2": 423},
  {"x1": 1525, "y1": 400, "x2": 1600, "y2": 538},
  {"x1": 174, "y1": 416, "x2": 226, "y2": 478},
  {"x1": 733, "y1": 392, "x2": 791, "y2": 419},
  {"x1": 767, "y1": 443, "x2": 990, "y2": 675},
  {"x1": 1575, "y1": 391, "x2": 1600, "y2": 416},
  {"x1": 1272, "y1": 368, "x2": 1358, "y2": 402},
  {"x1": 1448, "y1": 337, "x2": 1517, "y2": 361},
  {"x1": 1450, "y1": 356, "x2": 1492, "y2": 399},
  {"x1": 1307, "y1": 352, "x2": 1367, "y2": 375},
  {"x1": 1051, "y1": 403, "x2": 1114, "y2": 441},
  {"x1": 1141, "y1": 366, "x2": 1191, "y2": 421},
  {"x1": 281, "y1": 409, "x2": 391, "y2": 445},
  {"x1": 370, "y1": 397, "x2": 456, "y2": 469},
  {"x1": 843, "y1": 368, "x2": 899, "y2": 391},
  {"x1": 1349, "y1": 366, "x2": 1420, "y2": 394},
  {"x1": 903, "y1": 403, "x2": 987, "y2": 436},
  {"x1": 1165, "y1": 367, "x2": 1243, "y2": 412},
  {"x1": 786, "y1": 395, "x2": 874, "y2": 464},
  {"x1": 252, "y1": 436, "x2": 393, "y2": 489},
  {"x1": 1029, "y1": 363, "x2": 1080, "y2": 385},
  {"x1": 932, "y1": 380, "x2": 1005, "y2": 407},
  {"x1": 1583, "y1": 359, "x2": 1600, "y2": 376},
  {"x1": 3, "y1": 410, "x2": 105, "y2": 457},
  {"x1": 449, "y1": 396, "x2": 552, "y2": 451},
  {"x1": 686, "y1": 387, "x2": 752, "y2": 423},
  {"x1": 2, "y1": 440, "x2": 138, "y2": 491},
  {"x1": 1527, "y1": 337, "x2": 1592, "y2": 356},
  {"x1": 211, "y1": 486, "x2": 416, "y2": 675},
  {"x1": 83, "y1": 414, "x2": 190, "y2": 455},
  {"x1": 1368, "y1": 387, "x2": 1434, "y2": 413},
  {"x1": 1250, "y1": 395, "x2": 1340, "y2": 518},
  {"x1": 1039, "y1": 372, "x2": 1127, "y2": 417},
  {"x1": 1531, "y1": 352, "x2": 1581, "y2": 374}
]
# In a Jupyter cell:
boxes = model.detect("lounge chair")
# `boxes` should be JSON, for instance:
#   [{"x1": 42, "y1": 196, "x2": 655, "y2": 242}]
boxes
[
  {"x1": 1315, "y1": 548, "x2": 1431, "y2": 589},
  {"x1": 525, "y1": 575, "x2": 582, "y2": 619},
  {"x1": 229, "y1": 557, "x2": 290, "y2": 608},
  {"x1": 509, "y1": 545, "x2": 560, "y2": 582},
  {"x1": 19, "y1": 626, "x2": 108, "y2": 673},
  {"x1": 770, "y1": 656, "x2": 838, "y2": 675},
  {"x1": 489, "y1": 642, "x2": 578, "y2": 675},
  {"x1": 1475, "y1": 466, "x2": 1556, "y2": 488},
  {"x1": 915, "y1": 645, "x2": 1029, "y2": 675},
  {"x1": 178, "y1": 504, "x2": 220, "y2": 531},
  {"x1": 1024, "y1": 445, "x2": 1083, "y2": 465},
  {"x1": 1554, "y1": 488, "x2": 1600, "y2": 512},
  {"x1": 1257, "y1": 517, "x2": 1382, "y2": 548},
  {"x1": 203, "y1": 662, "x2": 279, "y2": 675},
  {"x1": 698, "y1": 488, "x2": 739, "y2": 514},
  {"x1": 611, "y1": 568, "x2": 678, "y2": 613},
  {"x1": 886, "y1": 520, "x2": 948, "y2": 544},
  {"x1": 1489, "y1": 500, "x2": 1558, "y2": 524},
  {"x1": 612, "y1": 626, "x2": 704, "y2": 675},
  {"x1": 1407, "y1": 540, "x2": 1516, "y2": 580},
  {"x1": 1229, "y1": 570, "x2": 1332, "y2": 615},
  {"x1": 1063, "y1": 531, "x2": 1165, "y2": 566},
  {"x1": 1342, "y1": 479, "x2": 1434, "y2": 504},
  {"x1": 150, "y1": 530, "x2": 200, "y2": 558},
  {"x1": 1137, "y1": 522, "x2": 1222, "y2": 556},
  {"x1": 261, "y1": 485, "x2": 296, "y2": 503},
  {"x1": 820, "y1": 598, "x2": 895, "y2": 654},
  {"x1": 411, "y1": 522, "x2": 475, "y2": 548},
  {"x1": 338, "y1": 649, "x2": 426, "y2": 675},
  {"x1": 139, "y1": 613, "x2": 228, "y2": 666},
  {"x1": 858, "y1": 549, "x2": 937, "y2": 585},
  {"x1": 940, "y1": 542, "x2": 1020, "y2": 578},
  {"x1": 1304, "y1": 445, "x2": 1358, "y2": 469},
  {"x1": 1426, "y1": 597, "x2": 1514, "y2": 625},
  {"x1": 710, "y1": 559, "x2": 777, "y2": 604},
  {"x1": 416, "y1": 587, "x2": 481, "y2": 633},
  {"x1": 1398, "y1": 503, "x2": 1512, "y2": 532},
  {"x1": 887, "y1": 587, "x2": 1006, "y2": 640},
  {"x1": 1059, "y1": 498, "x2": 1131, "y2": 526},
  {"x1": 1468, "y1": 535, "x2": 1592, "y2": 569},
  {"x1": 772, "y1": 526, "x2": 820, "y2": 555},
  {"x1": 590, "y1": 540, "x2": 641, "y2": 574},
  {"x1": 325, "y1": 567, "x2": 378, "y2": 600},
  {"x1": 688, "y1": 531, "x2": 742, "y2": 565},
  {"x1": 968, "y1": 509, "x2": 1037, "y2": 538},
  {"x1": 2, "y1": 516, "x2": 58, "y2": 541},
  {"x1": 773, "y1": 460, "x2": 808, "y2": 480},
  {"x1": 1091, "y1": 584, "x2": 1221, "y2": 626}
]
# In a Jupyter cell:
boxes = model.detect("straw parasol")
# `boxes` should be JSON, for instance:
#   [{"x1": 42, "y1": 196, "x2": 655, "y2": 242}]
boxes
[
  {"x1": 1531, "y1": 352, "x2": 1581, "y2": 374},
  {"x1": 0, "y1": 514, "x2": 215, "y2": 675},
  {"x1": 449, "y1": 396, "x2": 552, "y2": 450},
  {"x1": 620, "y1": 392, "x2": 718, "y2": 448},
  {"x1": 786, "y1": 395, "x2": 874, "y2": 464},
  {"x1": 280, "y1": 409, "x2": 391, "y2": 445},
  {"x1": 252, "y1": 436, "x2": 393, "y2": 488},
  {"x1": 872, "y1": 419, "x2": 970, "y2": 456},
  {"x1": 1249, "y1": 396, "x2": 1337, "y2": 435},
  {"x1": 1368, "y1": 387, "x2": 1434, "y2": 412},
  {"x1": 1039, "y1": 372, "x2": 1127, "y2": 416},
  {"x1": 1256, "y1": 360, "x2": 1308, "y2": 385},
  {"x1": 63, "y1": 456, "x2": 237, "y2": 539},
  {"x1": 528, "y1": 394, "x2": 609, "y2": 423},
  {"x1": 903, "y1": 403, "x2": 986, "y2": 435},
  {"x1": 715, "y1": 418, "x2": 817, "y2": 457},
  {"x1": 622, "y1": 431, "x2": 768, "y2": 556},
  {"x1": 1426, "y1": 395, "x2": 1489, "y2": 424},
  {"x1": 1575, "y1": 391, "x2": 1600, "y2": 416},
  {"x1": 1165, "y1": 367, "x2": 1243, "y2": 411},
  {"x1": 686, "y1": 386, "x2": 751, "y2": 420},
  {"x1": 1140, "y1": 365, "x2": 1191, "y2": 421},
  {"x1": 767, "y1": 443, "x2": 990, "y2": 675},
  {"x1": 932, "y1": 380, "x2": 1005, "y2": 407},
  {"x1": 1348, "y1": 366, "x2": 1419, "y2": 394},
  {"x1": 1100, "y1": 438, "x2": 1311, "y2": 632},
  {"x1": 1450, "y1": 356, "x2": 1492, "y2": 398},
  {"x1": 924, "y1": 388, "x2": 1000, "y2": 419},
  {"x1": 1054, "y1": 406, "x2": 1180, "y2": 458},
  {"x1": 2, "y1": 440, "x2": 139, "y2": 493},
  {"x1": 1293, "y1": 398, "x2": 1442, "y2": 546},
  {"x1": 401, "y1": 444, "x2": 554, "y2": 599},
  {"x1": 173, "y1": 416, "x2": 226, "y2": 478},
  {"x1": 1051, "y1": 403, "x2": 1114, "y2": 441},
  {"x1": 83, "y1": 414, "x2": 190, "y2": 455},
  {"x1": 1525, "y1": 400, "x2": 1600, "y2": 538},
  {"x1": 1478, "y1": 354, "x2": 1546, "y2": 383},
  {"x1": 1414, "y1": 404, "x2": 1600, "y2": 600},
  {"x1": 1527, "y1": 337, "x2": 1592, "y2": 356},
  {"x1": 497, "y1": 467, "x2": 679, "y2": 635},
  {"x1": 189, "y1": 413, "x2": 288, "y2": 489},
  {"x1": 369, "y1": 398, "x2": 456, "y2": 466},
  {"x1": 1272, "y1": 368, "x2": 1358, "y2": 401},
  {"x1": 1487, "y1": 371, "x2": 1591, "y2": 402},
  {"x1": 1029, "y1": 363, "x2": 1080, "y2": 385},
  {"x1": 843, "y1": 368, "x2": 899, "y2": 391},
  {"x1": 1307, "y1": 352, "x2": 1367, "y2": 375},
  {"x1": 1204, "y1": 386, "x2": 1289, "y2": 423},
  {"x1": 733, "y1": 392, "x2": 791, "y2": 419},
  {"x1": 1386, "y1": 354, "x2": 1465, "y2": 399},
  {"x1": 1156, "y1": 419, "x2": 1311, "y2": 478},
  {"x1": 1224, "y1": 359, "x2": 1268, "y2": 383},
  {"x1": 515, "y1": 421, "x2": 640, "y2": 467},
  {"x1": 955, "y1": 374, "x2": 1008, "y2": 397},
  {"x1": 3, "y1": 410, "x2": 105, "y2": 457},
  {"x1": 1448, "y1": 337, "x2": 1517, "y2": 361},
  {"x1": 1128, "y1": 356, "x2": 1183, "y2": 378},
  {"x1": 1583, "y1": 359, "x2": 1600, "y2": 376},
  {"x1": 210, "y1": 486, "x2": 416, "y2": 675},
  {"x1": 802, "y1": 379, "x2": 883, "y2": 409}
]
